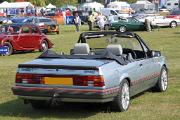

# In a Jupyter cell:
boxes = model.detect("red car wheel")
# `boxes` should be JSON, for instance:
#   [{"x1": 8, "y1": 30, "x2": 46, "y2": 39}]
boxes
[
  {"x1": 39, "y1": 41, "x2": 48, "y2": 52},
  {"x1": 4, "y1": 42, "x2": 13, "y2": 55}
]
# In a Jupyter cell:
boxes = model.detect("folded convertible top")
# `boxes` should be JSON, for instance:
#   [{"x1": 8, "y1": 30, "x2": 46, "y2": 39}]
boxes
[{"x1": 38, "y1": 50, "x2": 128, "y2": 65}]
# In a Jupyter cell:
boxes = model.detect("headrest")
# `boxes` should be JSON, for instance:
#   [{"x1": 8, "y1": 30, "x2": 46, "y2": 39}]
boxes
[
  {"x1": 73, "y1": 43, "x2": 90, "y2": 55},
  {"x1": 106, "y1": 44, "x2": 123, "y2": 56}
]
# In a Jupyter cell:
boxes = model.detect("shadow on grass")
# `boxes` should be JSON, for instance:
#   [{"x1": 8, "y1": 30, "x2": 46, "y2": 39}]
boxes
[
  {"x1": 174, "y1": 32, "x2": 180, "y2": 34},
  {"x1": 0, "y1": 99, "x2": 110, "y2": 119}
]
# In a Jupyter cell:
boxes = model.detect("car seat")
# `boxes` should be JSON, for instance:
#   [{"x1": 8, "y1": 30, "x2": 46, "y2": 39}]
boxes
[
  {"x1": 73, "y1": 43, "x2": 90, "y2": 55},
  {"x1": 106, "y1": 44, "x2": 123, "y2": 56}
]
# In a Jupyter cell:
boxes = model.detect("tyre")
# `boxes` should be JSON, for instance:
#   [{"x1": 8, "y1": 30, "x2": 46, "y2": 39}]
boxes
[
  {"x1": 30, "y1": 100, "x2": 51, "y2": 109},
  {"x1": 56, "y1": 31, "x2": 59, "y2": 34},
  {"x1": 119, "y1": 26, "x2": 127, "y2": 33},
  {"x1": 153, "y1": 66, "x2": 168, "y2": 92},
  {"x1": 111, "y1": 79, "x2": 130, "y2": 112},
  {"x1": 39, "y1": 40, "x2": 48, "y2": 52},
  {"x1": 170, "y1": 21, "x2": 177, "y2": 28},
  {"x1": 4, "y1": 42, "x2": 13, "y2": 55}
]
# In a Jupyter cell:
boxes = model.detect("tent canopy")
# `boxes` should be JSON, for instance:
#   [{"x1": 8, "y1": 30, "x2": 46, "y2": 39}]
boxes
[
  {"x1": 0, "y1": 2, "x2": 34, "y2": 9},
  {"x1": 131, "y1": 0, "x2": 155, "y2": 12},
  {"x1": 79, "y1": 2, "x2": 104, "y2": 12},
  {"x1": 46, "y1": 3, "x2": 56, "y2": 9},
  {"x1": 107, "y1": 1, "x2": 130, "y2": 10}
]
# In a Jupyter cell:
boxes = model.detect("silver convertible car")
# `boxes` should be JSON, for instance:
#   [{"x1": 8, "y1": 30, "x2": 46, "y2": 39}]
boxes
[{"x1": 12, "y1": 32, "x2": 168, "y2": 112}]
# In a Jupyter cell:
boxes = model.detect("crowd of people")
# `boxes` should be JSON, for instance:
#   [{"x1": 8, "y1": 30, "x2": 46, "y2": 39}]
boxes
[{"x1": 73, "y1": 9, "x2": 107, "y2": 32}]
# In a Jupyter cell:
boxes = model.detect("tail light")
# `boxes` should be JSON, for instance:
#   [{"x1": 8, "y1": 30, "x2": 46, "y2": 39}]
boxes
[
  {"x1": 73, "y1": 76, "x2": 105, "y2": 87},
  {"x1": 16, "y1": 73, "x2": 43, "y2": 84},
  {"x1": 15, "y1": 73, "x2": 105, "y2": 87}
]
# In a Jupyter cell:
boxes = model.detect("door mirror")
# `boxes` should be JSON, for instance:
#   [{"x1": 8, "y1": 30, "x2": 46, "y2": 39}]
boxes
[{"x1": 151, "y1": 50, "x2": 161, "y2": 57}]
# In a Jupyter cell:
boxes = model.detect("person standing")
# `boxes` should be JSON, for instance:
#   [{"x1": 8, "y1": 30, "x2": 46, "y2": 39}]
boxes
[
  {"x1": 74, "y1": 13, "x2": 81, "y2": 32},
  {"x1": 88, "y1": 11, "x2": 94, "y2": 31},
  {"x1": 97, "y1": 13, "x2": 106, "y2": 31}
]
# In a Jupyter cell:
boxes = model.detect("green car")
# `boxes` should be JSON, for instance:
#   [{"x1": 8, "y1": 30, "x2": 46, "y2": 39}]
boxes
[{"x1": 111, "y1": 17, "x2": 146, "y2": 32}]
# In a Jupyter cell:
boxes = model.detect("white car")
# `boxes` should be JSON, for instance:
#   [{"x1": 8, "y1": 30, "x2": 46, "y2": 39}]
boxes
[
  {"x1": 150, "y1": 16, "x2": 180, "y2": 28},
  {"x1": 137, "y1": 15, "x2": 180, "y2": 28}
]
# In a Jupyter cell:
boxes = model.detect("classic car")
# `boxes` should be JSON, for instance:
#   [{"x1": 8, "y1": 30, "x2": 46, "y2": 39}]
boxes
[
  {"x1": 12, "y1": 32, "x2": 168, "y2": 112},
  {"x1": 0, "y1": 23, "x2": 53, "y2": 55},
  {"x1": 166, "y1": 9, "x2": 180, "y2": 20},
  {"x1": 24, "y1": 17, "x2": 59, "y2": 34},
  {"x1": 110, "y1": 17, "x2": 146, "y2": 32},
  {"x1": 136, "y1": 14, "x2": 180, "y2": 28}
]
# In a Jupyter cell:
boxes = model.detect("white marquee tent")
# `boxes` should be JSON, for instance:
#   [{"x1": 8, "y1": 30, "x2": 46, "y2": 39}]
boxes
[
  {"x1": 131, "y1": 0, "x2": 155, "y2": 11},
  {"x1": 107, "y1": 1, "x2": 131, "y2": 10},
  {"x1": 46, "y1": 3, "x2": 56, "y2": 9},
  {"x1": 79, "y1": 2, "x2": 104, "y2": 12},
  {"x1": 0, "y1": 2, "x2": 34, "y2": 9}
]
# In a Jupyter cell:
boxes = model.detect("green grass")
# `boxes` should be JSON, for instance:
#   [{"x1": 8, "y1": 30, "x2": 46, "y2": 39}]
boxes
[{"x1": 0, "y1": 26, "x2": 180, "y2": 120}]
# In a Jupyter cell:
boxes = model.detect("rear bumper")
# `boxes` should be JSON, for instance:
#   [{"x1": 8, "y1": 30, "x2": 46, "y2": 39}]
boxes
[{"x1": 12, "y1": 86, "x2": 119, "y2": 103}]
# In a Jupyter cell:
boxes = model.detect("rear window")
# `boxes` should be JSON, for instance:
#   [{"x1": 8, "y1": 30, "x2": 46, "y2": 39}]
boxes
[{"x1": 39, "y1": 19, "x2": 52, "y2": 23}]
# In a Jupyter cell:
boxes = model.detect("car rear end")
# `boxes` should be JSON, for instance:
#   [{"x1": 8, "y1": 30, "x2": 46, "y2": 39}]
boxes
[
  {"x1": 12, "y1": 59, "x2": 119, "y2": 103},
  {"x1": 38, "y1": 18, "x2": 59, "y2": 34}
]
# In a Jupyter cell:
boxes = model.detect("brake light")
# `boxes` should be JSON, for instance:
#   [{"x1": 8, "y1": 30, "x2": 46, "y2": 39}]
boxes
[
  {"x1": 16, "y1": 73, "x2": 43, "y2": 84},
  {"x1": 73, "y1": 76, "x2": 104, "y2": 87}
]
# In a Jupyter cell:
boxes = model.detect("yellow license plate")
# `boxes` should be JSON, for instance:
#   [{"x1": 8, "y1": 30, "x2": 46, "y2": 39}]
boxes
[{"x1": 44, "y1": 77, "x2": 73, "y2": 85}]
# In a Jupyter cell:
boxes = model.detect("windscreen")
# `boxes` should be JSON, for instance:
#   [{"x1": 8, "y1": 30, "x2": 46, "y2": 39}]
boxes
[{"x1": 85, "y1": 34, "x2": 143, "y2": 51}]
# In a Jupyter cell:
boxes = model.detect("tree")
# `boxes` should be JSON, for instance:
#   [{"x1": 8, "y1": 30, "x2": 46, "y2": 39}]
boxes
[
  {"x1": 45, "y1": 0, "x2": 77, "y2": 7},
  {"x1": 27, "y1": 0, "x2": 46, "y2": 6}
]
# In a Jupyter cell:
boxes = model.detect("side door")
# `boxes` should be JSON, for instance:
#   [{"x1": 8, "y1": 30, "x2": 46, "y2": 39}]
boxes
[
  {"x1": 139, "y1": 41, "x2": 161, "y2": 88},
  {"x1": 16, "y1": 26, "x2": 32, "y2": 49},
  {"x1": 128, "y1": 38, "x2": 158, "y2": 93},
  {"x1": 127, "y1": 18, "x2": 143, "y2": 30},
  {"x1": 30, "y1": 26, "x2": 41, "y2": 48}
]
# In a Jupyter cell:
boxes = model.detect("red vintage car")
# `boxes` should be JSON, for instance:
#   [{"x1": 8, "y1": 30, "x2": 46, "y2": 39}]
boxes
[{"x1": 0, "y1": 23, "x2": 53, "y2": 55}]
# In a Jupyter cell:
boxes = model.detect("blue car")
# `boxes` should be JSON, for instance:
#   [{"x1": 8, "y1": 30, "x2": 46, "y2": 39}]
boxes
[{"x1": 12, "y1": 32, "x2": 168, "y2": 112}]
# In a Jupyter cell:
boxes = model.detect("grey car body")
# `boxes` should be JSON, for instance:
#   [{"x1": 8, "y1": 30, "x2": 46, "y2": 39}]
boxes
[
  {"x1": 25, "y1": 17, "x2": 59, "y2": 34},
  {"x1": 12, "y1": 32, "x2": 168, "y2": 111}
]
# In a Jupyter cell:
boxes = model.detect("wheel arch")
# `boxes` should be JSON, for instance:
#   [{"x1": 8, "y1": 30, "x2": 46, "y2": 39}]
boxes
[
  {"x1": 162, "y1": 64, "x2": 168, "y2": 72},
  {"x1": 170, "y1": 21, "x2": 177, "y2": 27},
  {"x1": 119, "y1": 73, "x2": 132, "y2": 87},
  {"x1": 124, "y1": 77, "x2": 131, "y2": 87}
]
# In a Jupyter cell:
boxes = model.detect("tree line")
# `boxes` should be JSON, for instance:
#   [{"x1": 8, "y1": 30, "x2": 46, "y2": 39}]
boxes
[{"x1": 2, "y1": 0, "x2": 138, "y2": 7}]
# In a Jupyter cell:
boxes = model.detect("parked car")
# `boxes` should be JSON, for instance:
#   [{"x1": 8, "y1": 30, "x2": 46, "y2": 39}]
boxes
[
  {"x1": 26, "y1": 17, "x2": 59, "y2": 34},
  {"x1": 136, "y1": 15, "x2": 180, "y2": 28},
  {"x1": 100, "y1": 8, "x2": 131, "y2": 18},
  {"x1": 166, "y1": 9, "x2": 180, "y2": 20},
  {"x1": 11, "y1": 17, "x2": 28, "y2": 23},
  {"x1": 110, "y1": 17, "x2": 146, "y2": 32},
  {"x1": 12, "y1": 32, "x2": 168, "y2": 112},
  {"x1": 0, "y1": 23, "x2": 53, "y2": 55},
  {"x1": 150, "y1": 16, "x2": 180, "y2": 28}
]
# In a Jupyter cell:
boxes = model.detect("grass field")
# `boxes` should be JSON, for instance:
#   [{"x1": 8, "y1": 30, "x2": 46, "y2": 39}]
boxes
[{"x1": 0, "y1": 26, "x2": 180, "y2": 120}]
